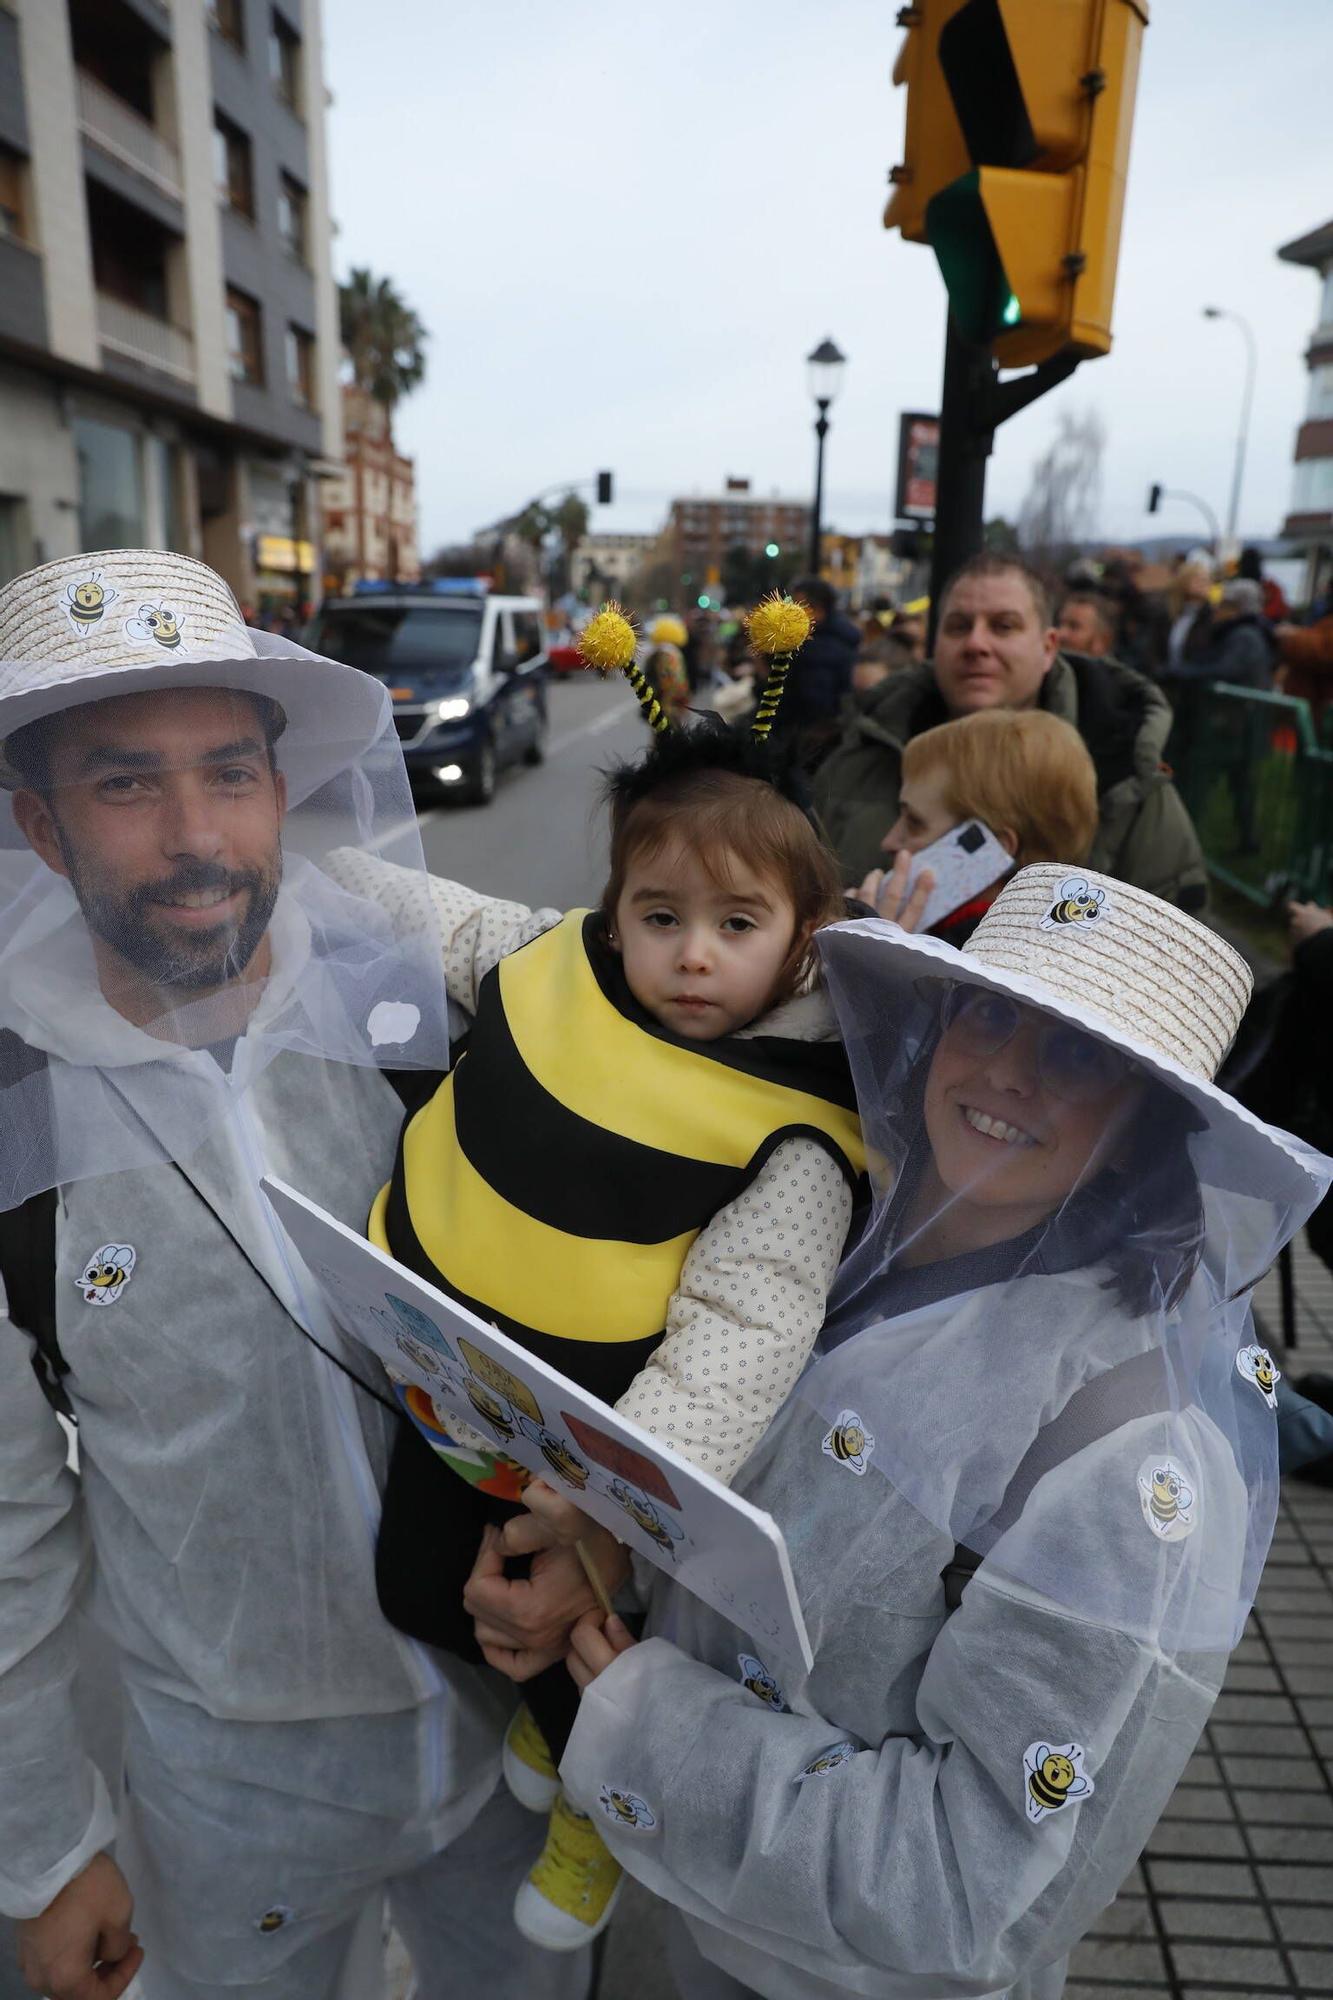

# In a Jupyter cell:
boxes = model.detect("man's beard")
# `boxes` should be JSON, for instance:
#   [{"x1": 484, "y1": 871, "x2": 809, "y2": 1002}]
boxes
[{"x1": 64, "y1": 850, "x2": 283, "y2": 993}]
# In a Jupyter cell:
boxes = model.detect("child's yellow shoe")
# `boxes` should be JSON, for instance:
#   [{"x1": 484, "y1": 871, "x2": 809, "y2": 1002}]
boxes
[
  {"x1": 502, "y1": 1703, "x2": 560, "y2": 1812},
  {"x1": 512, "y1": 1792, "x2": 624, "y2": 1950}
]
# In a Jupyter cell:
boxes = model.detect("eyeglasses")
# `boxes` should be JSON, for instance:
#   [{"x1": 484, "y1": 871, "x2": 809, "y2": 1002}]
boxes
[{"x1": 939, "y1": 985, "x2": 1136, "y2": 1105}]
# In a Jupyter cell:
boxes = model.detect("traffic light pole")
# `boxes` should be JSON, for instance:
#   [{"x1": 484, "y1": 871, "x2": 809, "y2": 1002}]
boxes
[{"x1": 927, "y1": 313, "x2": 1082, "y2": 647}]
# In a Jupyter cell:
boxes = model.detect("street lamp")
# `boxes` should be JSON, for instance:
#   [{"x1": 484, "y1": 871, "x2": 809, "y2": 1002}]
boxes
[
  {"x1": 1202, "y1": 306, "x2": 1257, "y2": 545},
  {"x1": 806, "y1": 337, "x2": 846, "y2": 571}
]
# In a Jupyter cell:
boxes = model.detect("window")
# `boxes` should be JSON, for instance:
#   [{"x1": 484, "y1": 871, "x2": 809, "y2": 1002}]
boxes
[
  {"x1": 212, "y1": 111, "x2": 253, "y2": 218},
  {"x1": 277, "y1": 173, "x2": 307, "y2": 260},
  {"x1": 285, "y1": 323, "x2": 315, "y2": 407},
  {"x1": 512, "y1": 611, "x2": 543, "y2": 663},
  {"x1": 1320, "y1": 267, "x2": 1333, "y2": 332},
  {"x1": 0, "y1": 146, "x2": 26, "y2": 243},
  {"x1": 75, "y1": 416, "x2": 145, "y2": 549},
  {"x1": 1309, "y1": 362, "x2": 1333, "y2": 422},
  {"x1": 226, "y1": 287, "x2": 263, "y2": 385},
  {"x1": 207, "y1": 0, "x2": 245, "y2": 48},
  {"x1": 1292, "y1": 456, "x2": 1333, "y2": 514},
  {"x1": 269, "y1": 10, "x2": 301, "y2": 110}
]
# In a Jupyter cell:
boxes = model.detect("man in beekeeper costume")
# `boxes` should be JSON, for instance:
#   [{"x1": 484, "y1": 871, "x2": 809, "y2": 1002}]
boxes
[{"x1": 0, "y1": 551, "x2": 588, "y2": 1999}]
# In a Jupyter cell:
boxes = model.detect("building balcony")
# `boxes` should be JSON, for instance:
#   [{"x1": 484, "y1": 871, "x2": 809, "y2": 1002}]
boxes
[
  {"x1": 77, "y1": 68, "x2": 182, "y2": 201},
  {"x1": 95, "y1": 290, "x2": 194, "y2": 383}
]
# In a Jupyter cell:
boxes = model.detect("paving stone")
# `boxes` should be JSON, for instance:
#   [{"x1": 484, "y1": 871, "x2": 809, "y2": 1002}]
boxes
[
  {"x1": 1223, "y1": 1754, "x2": 1328, "y2": 1789},
  {"x1": 1183, "y1": 1751, "x2": 1225, "y2": 1786},
  {"x1": 1170, "y1": 1942, "x2": 1290, "y2": 1986},
  {"x1": 1291, "y1": 1948, "x2": 1333, "y2": 1991},
  {"x1": 1065, "y1": 1986, "x2": 1170, "y2": 2000},
  {"x1": 1308, "y1": 1725, "x2": 1333, "y2": 1758},
  {"x1": 1156, "y1": 1898, "x2": 1274, "y2": 1941},
  {"x1": 1221, "y1": 1665, "x2": 1284, "y2": 1694},
  {"x1": 1145, "y1": 1819, "x2": 1247, "y2": 1859},
  {"x1": 1258, "y1": 1861, "x2": 1333, "y2": 1900},
  {"x1": 1146, "y1": 1858, "x2": 1258, "y2": 1898},
  {"x1": 1067, "y1": 1938, "x2": 1168, "y2": 1982},
  {"x1": 1085, "y1": 1898, "x2": 1155, "y2": 1940},
  {"x1": 1286, "y1": 1667, "x2": 1333, "y2": 1696},
  {"x1": 1233, "y1": 1787, "x2": 1333, "y2": 1826},
  {"x1": 1213, "y1": 1690, "x2": 1299, "y2": 1722},
  {"x1": 1247, "y1": 1823, "x2": 1333, "y2": 1861},
  {"x1": 1161, "y1": 1787, "x2": 1239, "y2": 1822},
  {"x1": 1296, "y1": 1699, "x2": 1333, "y2": 1727},
  {"x1": 1209, "y1": 1721, "x2": 1310, "y2": 1753},
  {"x1": 1274, "y1": 1904, "x2": 1333, "y2": 1947}
]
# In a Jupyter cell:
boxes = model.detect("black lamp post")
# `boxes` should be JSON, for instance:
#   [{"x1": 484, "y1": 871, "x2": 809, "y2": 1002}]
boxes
[{"x1": 806, "y1": 337, "x2": 846, "y2": 572}]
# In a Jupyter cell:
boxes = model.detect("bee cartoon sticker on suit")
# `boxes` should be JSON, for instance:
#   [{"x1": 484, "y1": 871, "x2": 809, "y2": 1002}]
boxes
[
  {"x1": 796, "y1": 1741, "x2": 858, "y2": 1782},
  {"x1": 61, "y1": 572, "x2": 118, "y2": 636},
  {"x1": 607, "y1": 1479, "x2": 684, "y2": 1559},
  {"x1": 77, "y1": 1243, "x2": 136, "y2": 1306},
  {"x1": 737, "y1": 1653, "x2": 788, "y2": 1711},
  {"x1": 822, "y1": 1408, "x2": 874, "y2": 1476},
  {"x1": 125, "y1": 603, "x2": 185, "y2": 652},
  {"x1": 1022, "y1": 1741, "x2": 1094, "y2": 1824},
  {"x1": 1236, "y1": 1342, "x2": 1280, "y2": 1410},
  {"x1": 1136, "y1": 1454, "x2": 1198, "y2": 1541},
  {"x1": 1039, "y1": 877, "x2": 1107, "y2": 932},
  {"x1": 596, "y1": 1785, "x2": 657, "y2": 1833}
]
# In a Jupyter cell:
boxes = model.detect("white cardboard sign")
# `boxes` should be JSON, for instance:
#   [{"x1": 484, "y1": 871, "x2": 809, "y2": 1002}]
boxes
[{"x1": 261, "y1": 1175, "x2": 813, "y2": 1673}]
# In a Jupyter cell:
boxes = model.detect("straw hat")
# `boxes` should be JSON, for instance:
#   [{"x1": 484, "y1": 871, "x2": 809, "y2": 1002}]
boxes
[
  {"x1": 819, "y1": 864, "x2": 1324, "y2": 1206},
  {"x1": 0, "y1": 549, "x2": 385, "y2": 804}
]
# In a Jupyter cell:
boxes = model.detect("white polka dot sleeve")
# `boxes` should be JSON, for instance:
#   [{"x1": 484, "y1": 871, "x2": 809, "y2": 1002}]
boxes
[
  {"x1": 323, "y1": 847, "x2": 560, "y2": 1013},
  {"x1": 614, "y1": 1137, "x2": 855, "y2": 1486}
]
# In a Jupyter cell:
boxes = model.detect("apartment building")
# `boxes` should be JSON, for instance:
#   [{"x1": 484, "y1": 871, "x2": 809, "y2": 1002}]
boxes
[
  {"x1": 662, "y1": 479, "x2": 811, "y2": 588},
  {"x1": 571, "y1": 529, "x2": 657, "y2": 599},
  {"x1": 0, "y1": 0, "x2": 341, "y2": 609},
  {"x1": 320, "y1": 383, "x2": 419, "y2": 589}
]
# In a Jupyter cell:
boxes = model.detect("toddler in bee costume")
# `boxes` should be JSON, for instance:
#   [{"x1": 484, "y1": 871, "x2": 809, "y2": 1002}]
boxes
[{"x1": 342, "y1": 598, "x2": 866, "y2": 1951}]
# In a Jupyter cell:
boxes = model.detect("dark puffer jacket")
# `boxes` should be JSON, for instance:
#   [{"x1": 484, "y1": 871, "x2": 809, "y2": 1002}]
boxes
[{"x1": 813, "y1": 651, "x2": 1209, "y2": 911}]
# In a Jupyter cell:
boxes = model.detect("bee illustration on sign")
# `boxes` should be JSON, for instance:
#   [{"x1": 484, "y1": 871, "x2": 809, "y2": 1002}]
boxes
[
  {"x1": 385, "y1": 1294, "x2": 457, "y2": 1362},
  {"x1": 1235, "y1": 1342, "x2": 1280, "y2": 1410},
  {"x1": 822, "y1": 1409, "x2": 874, "y2": 1476},
  {"x1": 607, "y1": 1479, "x2": 685, "y2": 1560},
  {"x1": 457, "y1": 1337, "x2": 545, "y2": 1425},
  {"x1": 737, "y1": 1653, "x2": 787, "y2": 1711},
  {"x1": 1039, "y1": 877, "x2": 1107, "y2": 932},
  {"x1": 77, "y1": 1243, "x2": 136, "y2": 1306},
  {"x1": 125, "y1": 603, "x2": 185, "y2": 652},
  {"x1": 796, "y1": 1741, "x2": 857, "y2": 1782},
  {"x1": 1136, "y1": 1455, "x2": 1198, "y2": 1541},
  {"x1": 394, "y1": 1331, "x2": 443, "y2": 1378},
  {"x1": 62, "y1": 572, "x2": 118, "y2": 636},
  {"x1": 515, "y1": 1417, "x2": 590, "y2": 1490},
  {"x1": 596, "y1": 1785, "x2": 657, "y2": 1832},
  {"x1": 1023, "y1": 1741, "x2": 1094, "y2": 1824},
  {"x1": 464, "y1": 1378, "x2": 517, "y2": 1442}
]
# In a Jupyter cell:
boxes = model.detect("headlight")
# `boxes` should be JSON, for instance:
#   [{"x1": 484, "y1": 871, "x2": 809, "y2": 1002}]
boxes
[{"x1": 435, "y1": 696, "x2": 471, "y2": 722}]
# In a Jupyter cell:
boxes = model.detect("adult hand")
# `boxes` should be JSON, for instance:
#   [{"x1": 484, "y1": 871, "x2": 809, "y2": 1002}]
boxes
[
  {"x1": 854, "y1": 850, "x2": 934, "y2": 932},
  {"x1": 501, "y1": 1478, "x2": 591, "y2": 1554},
  {"x1": 16, "y1": 1853, "x2": 143, "y2": 2000},
  {"x1": 464, "y1": 1526, "x2": 630, "y2": 1681},
  {"x1": 567, "y1": 1609, "x2": 638, "y2": 1692},
  {"x1": 1288, "y1": 900, "x2": 1333, "y2": 948}
]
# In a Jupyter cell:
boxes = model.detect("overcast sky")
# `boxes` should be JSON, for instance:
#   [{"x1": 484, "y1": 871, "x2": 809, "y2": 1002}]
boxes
[{"x1": 322, "y1": 0, "x2": 1332, "y2": 560}]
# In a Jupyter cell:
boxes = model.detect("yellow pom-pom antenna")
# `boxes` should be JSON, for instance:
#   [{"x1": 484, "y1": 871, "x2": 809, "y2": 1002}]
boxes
[
  {"x1": 577, "y1": 601, "x2": 672, "y2": 733},
  {"x1": 745, "y1": 592, "x2": 813, "y2": 741}
]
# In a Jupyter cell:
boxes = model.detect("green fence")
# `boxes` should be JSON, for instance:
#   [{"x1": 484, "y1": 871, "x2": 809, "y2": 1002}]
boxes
[{"x1": 1169, "y1": 683, "x2": 1333, "y2": 908}]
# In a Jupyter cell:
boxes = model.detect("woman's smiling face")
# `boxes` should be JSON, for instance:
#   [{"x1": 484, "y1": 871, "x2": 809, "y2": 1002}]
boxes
[{"x1": 922, "y1": 989, "x2": 1142, "y2": 1239}]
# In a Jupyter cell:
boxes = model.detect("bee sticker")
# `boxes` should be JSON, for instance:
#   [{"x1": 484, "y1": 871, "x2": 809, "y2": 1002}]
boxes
[
  {"x1": 61, "y1": 572, "x2": 118, "y2": 636},
  {"x1": 1236, "y1": 1342, "x2": 1280, "y2": 1411},
  {"x1": 77, "y1": 1243, "x2": 136, "y2": 1306},
  {"x1": 737, "y1": 1653, "x2": 787, "y2": 1711},
  {"x1": 796, "y1": 1741, "x2": 858, "y2": 1783},
  {"x1": 1136, "y1": 1454, "x2": 1198, "y2": 1542},
  {"x1": 254, "y1": 1905, "x2": 292, "y2": 1935},
  {"x1": 1039, "y1": 877, "x2": 1107, "y2": 932},
  {"x1": 1023, "y1": 1741, "x2": 1094, "y2": 1824},
  {"x1": 607, "y1": 1479, "x2": 685, "y2": 1560},
  {"x1": 125, "y1": 603, "x2": 186, "y2": 652},
  {"x1": 822, "y1": 1409, "x2": 874, "y2": 1476},
  {"x1": 596, "y1": 1785, "x2": 657, "y2": 1833}
]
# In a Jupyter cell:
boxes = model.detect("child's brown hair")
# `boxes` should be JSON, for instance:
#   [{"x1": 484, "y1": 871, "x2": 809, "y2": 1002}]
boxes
[
  {"x1": 601, "y1": 765, "x2": 846, "y2": 1003},
  {"x1": 902, "y1": 709, "x2": 1098, "y2": 868}
]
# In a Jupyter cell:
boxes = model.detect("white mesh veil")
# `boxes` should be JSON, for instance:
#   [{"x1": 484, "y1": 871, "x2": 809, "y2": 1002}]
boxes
[
  {"x1": 803, "y1": 901, "x2": 1333, "y2": 1659},
  {"x1": 0, "y1": 627, "x2": 450, "y2": 1209}
]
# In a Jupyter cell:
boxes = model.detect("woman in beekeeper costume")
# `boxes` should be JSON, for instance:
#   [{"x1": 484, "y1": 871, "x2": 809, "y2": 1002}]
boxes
[{"x1": 556, "y1": 865, "x2": 1333, "y2": 2000}]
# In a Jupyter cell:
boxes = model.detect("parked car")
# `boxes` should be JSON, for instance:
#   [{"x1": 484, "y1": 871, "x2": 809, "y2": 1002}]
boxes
[{"x1": 305, "y1": 580, "x2": 548, "y2": 804}]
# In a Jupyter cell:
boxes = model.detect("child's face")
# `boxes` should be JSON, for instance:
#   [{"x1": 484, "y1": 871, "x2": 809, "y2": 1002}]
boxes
[
  {"x1": 881, "y1": 768, "x2": 956, "y2": 858},
  {"x1": 612, "y1": 836, "x2": 802, "y2": 1041},
  {"x1": 923, "y1": 989, "x2": 1141, "y2": 1238}
]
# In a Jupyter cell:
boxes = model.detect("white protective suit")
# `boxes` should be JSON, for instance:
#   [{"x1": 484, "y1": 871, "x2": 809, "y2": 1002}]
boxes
[{"x1": 559, "y1": 896, "x2": 1332, "y2": 2000}]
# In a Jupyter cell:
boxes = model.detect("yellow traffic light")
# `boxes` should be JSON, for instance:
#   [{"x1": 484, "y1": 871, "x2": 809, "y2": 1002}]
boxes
[
  {"x1": 882, "y1": 1, "x2": 970, "y2": 244},
  {"x1": 887, "y1": 0, "x2": 1148, "y2": 368}
]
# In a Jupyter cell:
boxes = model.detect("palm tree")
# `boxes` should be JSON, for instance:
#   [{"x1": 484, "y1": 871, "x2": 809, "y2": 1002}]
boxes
[{"x1": 338, "y1": 269, "x2": 427, "y2": 422}]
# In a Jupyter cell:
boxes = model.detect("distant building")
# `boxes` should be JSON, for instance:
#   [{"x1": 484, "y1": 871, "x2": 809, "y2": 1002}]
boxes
[
  {"x1": 0, "y1": 0, "x2": 341, "y2": 608},
  {"x1": 821, "y1": 532, "x2": 906, "y2": 609},
  {"x1": 571, "y1": 529, "x2": 657, "y2": 599},
  {"x1": 320, "y1": 384, "x2": 419, "y2": 589},
  {"x1": 663, "y1": 479, "x2": 811, "y2": 591},
  {"x1": 1278, "y1": 216, "x2": 1333, "y2": 598}
]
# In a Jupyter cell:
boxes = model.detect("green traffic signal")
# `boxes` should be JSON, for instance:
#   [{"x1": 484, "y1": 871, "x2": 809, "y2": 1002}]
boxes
[
  {"x1": 926, "y1": 170, "x2": 1019, "y2": 346},
  {"x1": 764, "y1": 542, "x2": 780, "y2": 558}
]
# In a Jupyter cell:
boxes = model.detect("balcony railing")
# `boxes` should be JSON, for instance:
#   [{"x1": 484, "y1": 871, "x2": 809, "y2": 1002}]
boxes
[
  {"x1": 76, "y1": 69, "x2": 183, "y2": 201},
  {"x1": 95, "y1": 291, "x2": 195, "y2": 383}
]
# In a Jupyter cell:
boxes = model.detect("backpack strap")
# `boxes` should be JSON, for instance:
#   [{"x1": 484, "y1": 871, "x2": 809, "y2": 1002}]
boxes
[
  {"x1": 943, "y1": 1346, "x2": 1169, "y2": 1610},
  {"x1": 0, "y1": 1187, "x2": 66, "y2": 1418}
]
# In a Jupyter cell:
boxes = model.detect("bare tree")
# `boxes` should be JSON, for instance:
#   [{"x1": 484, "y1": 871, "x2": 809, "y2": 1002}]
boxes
[{"x1": 1018, "y1": 409, "x2": 1106, "y2": 569}]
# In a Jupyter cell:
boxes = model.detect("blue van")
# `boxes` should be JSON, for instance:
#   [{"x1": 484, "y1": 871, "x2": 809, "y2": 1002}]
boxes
[{"x1": 305, "y1": 580, "x2": 549, "y2": 804}]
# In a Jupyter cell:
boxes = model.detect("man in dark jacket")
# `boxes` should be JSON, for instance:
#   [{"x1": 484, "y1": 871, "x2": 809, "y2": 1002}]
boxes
[
  {"x1": 772, "y1": 577, "x2": 860, "y2": 754},
  {"x1": 814, "y1": 552, "x2": 1209, "y2": 910}
]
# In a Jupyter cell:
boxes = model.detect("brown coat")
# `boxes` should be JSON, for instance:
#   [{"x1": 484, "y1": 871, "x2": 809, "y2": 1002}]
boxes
[{"x1": 1276, "y1": 614, "x2": 1333, "y2": 727}]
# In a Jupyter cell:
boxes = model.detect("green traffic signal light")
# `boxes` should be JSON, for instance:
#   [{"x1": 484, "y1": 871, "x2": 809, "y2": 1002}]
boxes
[
  {"x1": 926, "y1": 171, "x2": 1019, "y2": 346},
  {"x1": 765, "y1": 542, "x2": 780, "y2": 558}
]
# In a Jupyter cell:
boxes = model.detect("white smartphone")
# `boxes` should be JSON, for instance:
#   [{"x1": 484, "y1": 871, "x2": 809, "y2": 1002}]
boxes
[{"x1": 905, "y1": 819, "x2": 1014, "y2": 932}]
